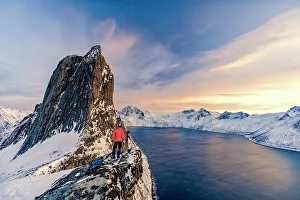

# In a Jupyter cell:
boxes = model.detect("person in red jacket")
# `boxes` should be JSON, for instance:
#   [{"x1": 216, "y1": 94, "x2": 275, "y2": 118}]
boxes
[{"x1": 111, "y1": 124, "x2": 125, "y2": 159}]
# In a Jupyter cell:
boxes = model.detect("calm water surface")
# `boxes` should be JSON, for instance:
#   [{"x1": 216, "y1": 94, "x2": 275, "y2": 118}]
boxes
[{"x1": 129, "y1": 127, "x2": 300, "y2": 200}]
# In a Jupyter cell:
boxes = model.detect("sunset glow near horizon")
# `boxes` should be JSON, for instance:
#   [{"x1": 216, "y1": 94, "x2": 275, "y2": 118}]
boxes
[{"x1": 0, "y1": 0, "x2": 300, "y2": 114}]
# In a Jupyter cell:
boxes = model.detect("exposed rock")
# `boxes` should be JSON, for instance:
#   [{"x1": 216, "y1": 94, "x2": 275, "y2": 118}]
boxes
[
  {"x1": 195, "y1": 108, "x2": 211, "y2": 120},
  {"x1": 293, "y1": 120, "x2": 300, "y2": 131},
  {"x1": 182, "y1": 109, "x2": 195, "y2": 114},
  {"x1": 218, "y1": 111, "x2": 249, "y2": 120},
  {"x1": 279, "y1": 106, "x2": 300, "y2": 120},
  {"x1": 2, "y1": 46, "x2": 155, "y2": 200},
  {"x1": 15, "y1": 45, "x2": 120, "y2": 171},
  {"x1": 35, "y1": 148, "x2": 155, "y2": 200},
  {"x1": 17, "y1": 46, "x2": 115, "y2": 156}
]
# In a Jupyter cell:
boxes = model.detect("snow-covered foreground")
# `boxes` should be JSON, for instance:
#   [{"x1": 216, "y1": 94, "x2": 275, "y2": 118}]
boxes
[
  {"x1": 0, "y1": 132, "x2": 81, "y2": 199},
  {"x1": 119, "y1": 105, "x2": 300, "y2": 151},
  {"x1": 0, "y1": 170, "x2": 71, "y2": 200}
]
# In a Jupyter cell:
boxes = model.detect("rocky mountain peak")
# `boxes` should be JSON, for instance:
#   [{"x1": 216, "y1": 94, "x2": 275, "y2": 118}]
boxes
[
  {"x1": 0, "y1": 46, "x2": 155, "y2": 200},
  {"x1": 218, "y1": 111, "x2": 249, "y2": 120},
  {"x1": 121, "y1": 105, "x2": 145, "y2": 119},
  {"x1": 198, "y1": 108, "x2": 211, "y2": 116},
  {"x1": 12, "y1": 45, "x2": 118, "y2": 169},
  {"x1": 182, "y1": 109, "x2": 196, "y2": 114},
  {"x1": 279, "y1": 106, "x2": 300, "y2": 120}
]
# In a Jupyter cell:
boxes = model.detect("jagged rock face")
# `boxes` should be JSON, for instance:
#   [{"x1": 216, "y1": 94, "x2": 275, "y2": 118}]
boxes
[
  {"x1": 35, "y1": 148, "x2": 154, "y2": 200},
  {"x1": 279, "y1": 106, "x2": 300, "y2": 120},
  {"x1": 218, "y1": 111, "x2": 249, "y2": 120},
  {"x1": 0, "y1": 46, "x2": 155, "y2": 200},
  {"x1": 182, "y1": 109, "x2": 195, "y2": 114},
  {"x1": 0, "y1": 104, "x2": 41, "y2": 150},
  {"x1": 179, "y1": 108, "x2": 211, "y2": 121},
  {"x1": 15, "y1": 46, "x2": 118, "y2": 168},
  {"x1": 293, "y1": 120, "x2": 300, "y2": 131},
  {"x1": 194, "y1": 108, "x2": 211, "y2": 121}
]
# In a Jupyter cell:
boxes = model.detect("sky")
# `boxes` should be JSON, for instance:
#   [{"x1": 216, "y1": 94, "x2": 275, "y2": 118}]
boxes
[{"x1": 0, "y1": 0, "x2": 300, "y2": 114}]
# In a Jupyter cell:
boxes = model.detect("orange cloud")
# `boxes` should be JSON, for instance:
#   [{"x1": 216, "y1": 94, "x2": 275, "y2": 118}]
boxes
[{"x1": 115, "y1": 8, "x2": 300, "y2": 114}]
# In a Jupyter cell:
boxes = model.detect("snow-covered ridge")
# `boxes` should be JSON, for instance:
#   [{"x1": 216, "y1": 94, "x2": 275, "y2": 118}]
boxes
[
  {"x1": 119, "y1": 105, "x2": 300, "y2": 152},
  {"x1": 0, "y1": 106, "x2": 29, "y2": 143},
  {"x1": 218, "y1": 111, "x2": 249, "y2": 120}
]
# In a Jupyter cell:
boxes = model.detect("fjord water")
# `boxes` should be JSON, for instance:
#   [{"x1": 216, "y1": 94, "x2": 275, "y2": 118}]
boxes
[{"x1": 129, "y1": 127, "x2": 300, "y2": 200}]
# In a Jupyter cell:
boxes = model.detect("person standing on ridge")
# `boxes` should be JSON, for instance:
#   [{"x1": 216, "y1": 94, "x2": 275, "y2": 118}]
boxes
[{"x1": 111, "y1": 124, "x2": 125, "y2": 159}]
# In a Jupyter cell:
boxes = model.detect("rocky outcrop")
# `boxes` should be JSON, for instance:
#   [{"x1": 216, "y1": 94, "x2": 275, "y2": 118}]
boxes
[
  {"x1": 218, "y1": 111, "x2": 249, "y2": 120},
  {"x1": 11, "y1": 46, "x2": 120, "y2": 171},
  {"x1": 279, "y1": 106, "x2": 300, "y2": 120},
  {"x1": 17, "y1": 46, "x2": 117, "y2": 158},
  {"x1": 35, "y1": 148, "x2": 155, "y2": 200}
]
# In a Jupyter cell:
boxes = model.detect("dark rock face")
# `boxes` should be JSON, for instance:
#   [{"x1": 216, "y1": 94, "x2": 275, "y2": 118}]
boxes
[
  {"x1": 293, "y1": 120, "x2": 300, "y2": 131},
  {"x1": 35, "y1": 148, "x2": 145, "y2": 200},
  {"x1": 218, "y1": 111, "x2": 249, "y2": 120},
  {"x1": 182, "y1": 109, "x2": 195, "y2": 114},
  {"x1": 0, "y1": 104, "x2": 41, "y2": 150},
  {"x1": 15, "y1": 46, "x2": 118, "y2": 168},
  {"x1": 279, "y1": 113, "x2": 290, "y2": 120},
  {"x1": 0, "y1": 121, "x2": 10, "y2": 136},
  {"x1": 279, "y1": 106, "x2": 300, "y2": 120},
  {"x1": 195, "y1": 108, "x2": 211, "y2": 120}
]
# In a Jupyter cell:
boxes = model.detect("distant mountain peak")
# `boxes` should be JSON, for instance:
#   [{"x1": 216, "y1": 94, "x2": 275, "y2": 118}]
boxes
[
  {"x1": 0, "y1": 106, "x2": 28, "y2": 144},
  {"x1": 182, "y1": 109, "x2": 196, "y2": 114},
  {"x1": 279, "y1": 106, "x2": 300, "y2": 120},
  {"x1": 195, "y1": 108, "x2": 211, "y2": 118},
  {"x1": 121, "y1": 105, "x2": 145, "y2": 119},
  {"x1": 218, "y1": 111, "x2": 249, "y2": 120}
]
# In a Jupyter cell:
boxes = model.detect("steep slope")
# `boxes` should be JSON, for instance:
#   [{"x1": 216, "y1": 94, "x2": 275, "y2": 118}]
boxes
[
  {"x1": 0, "y1": 106, "x2": 29, "y2": 144},
  {"x1": 119, "y1": 105, "x2": 300, "y2": 151},
  {"x1": 17, "y1": 46, "x2": 116, "y2": 159},
  {"x1": 247, "y1": 107, "x2": 300, "y2": 151},
  {"x1": 0, "y1": 46, "x2": 155, "y2": 200}
]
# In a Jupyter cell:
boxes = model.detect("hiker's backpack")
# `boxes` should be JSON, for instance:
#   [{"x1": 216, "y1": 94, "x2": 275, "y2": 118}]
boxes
[{"x1": 89, "y1": 157, "x2": 102, "y2": 167}]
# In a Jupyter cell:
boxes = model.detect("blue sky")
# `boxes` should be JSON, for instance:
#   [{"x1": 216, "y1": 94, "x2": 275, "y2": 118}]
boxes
[
  {"x1": 1, "y1": 0, "x2": 300, "y2": 113},
  {"x1": 42, "y1": 0, "x2": 300, "y2": 54}
]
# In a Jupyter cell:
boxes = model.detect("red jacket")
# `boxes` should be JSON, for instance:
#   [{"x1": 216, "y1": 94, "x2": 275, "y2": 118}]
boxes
[{"x1": 112, "y1": 128, "x2": 125, "y2": 142}]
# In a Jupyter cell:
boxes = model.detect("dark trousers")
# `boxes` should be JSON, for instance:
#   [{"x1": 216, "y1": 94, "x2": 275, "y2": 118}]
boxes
[
  {"x1": 113, "y1": 142, "x2": 122, "y2": 150},
  {"x1": 112, "y1": 142, "x2": 122, "y2": 158}
]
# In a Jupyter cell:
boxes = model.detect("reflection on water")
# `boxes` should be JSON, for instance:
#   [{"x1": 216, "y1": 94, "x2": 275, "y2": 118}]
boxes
[
  {"x1": 203, "y1": 136, "x2": 292, "y2": 194},
  {"x1": 130, "y1": 127, "x2": 300, "y2": 200}
]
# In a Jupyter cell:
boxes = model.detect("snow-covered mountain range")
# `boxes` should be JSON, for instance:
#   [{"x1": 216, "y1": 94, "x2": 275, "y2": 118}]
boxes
[
  {"x1": 119, "y1": 105, "x2": 300, "y2": 151},
  {"x1": 0, "y1": 46, "x2": 154, "y2": 200},
  {"x1": 0, "y1": 106, "x2": 29, "y2": 144}
]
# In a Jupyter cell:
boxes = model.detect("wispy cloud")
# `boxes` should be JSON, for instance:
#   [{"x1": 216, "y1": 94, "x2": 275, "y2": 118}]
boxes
[
  {"x1": 1, "y1": 1, "x2": 300, "y2": 114},
  {"x1": 115, "y1": 8, "x2": 300, "y2": 114},
  {"x1": 0, "y1": 1, "x2": 179, "y2": 110}
]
